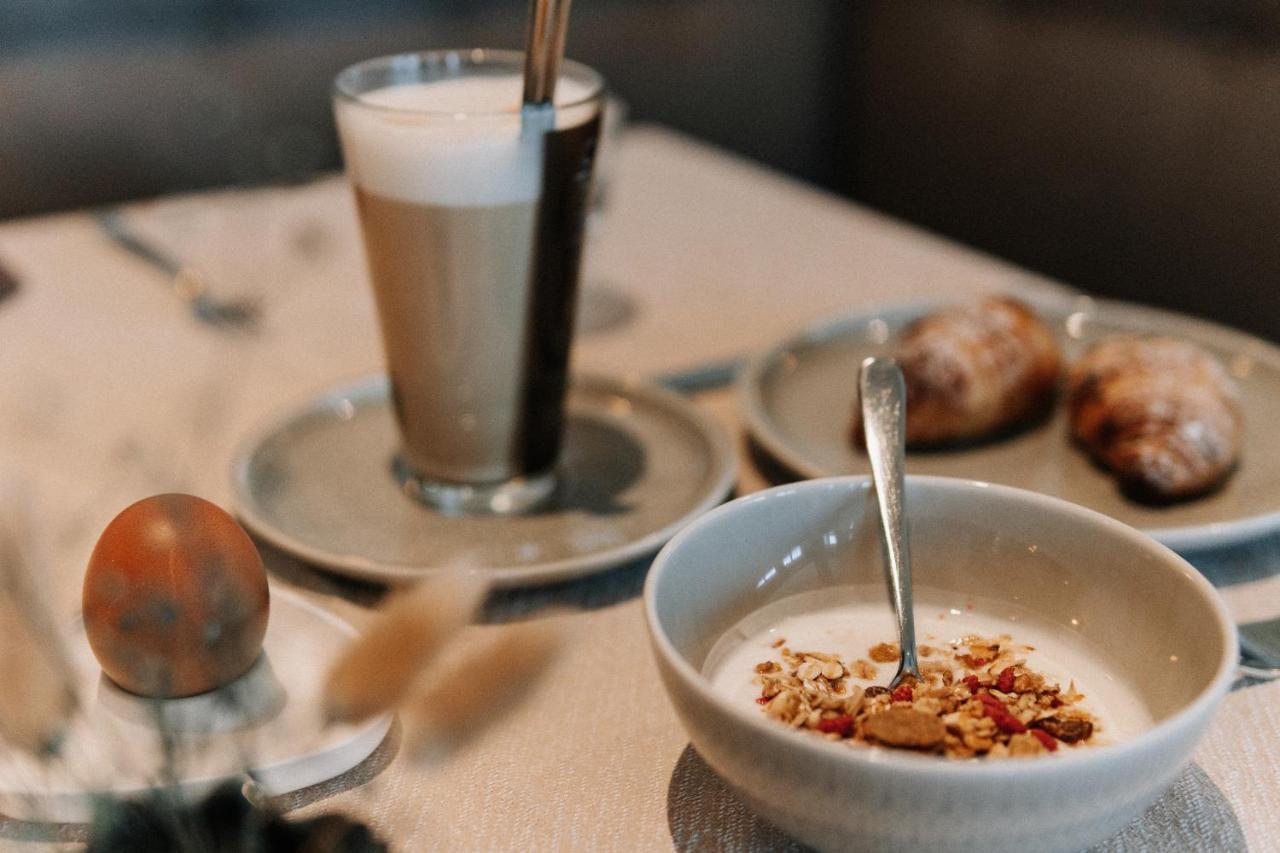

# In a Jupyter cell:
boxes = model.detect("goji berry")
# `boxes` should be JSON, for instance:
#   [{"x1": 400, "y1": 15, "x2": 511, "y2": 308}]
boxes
[
  {"x1": 973, "y1": 657, "x2": 988, "y2": 667},
  {"x1": 975, "y1": 692, "x2": 1003, "y2": 709},
  {"x1": 963, "y1": 674, "x2": 980, "y2": 692},
  {"x1": 996, "y1": 666, "x2": 1015, "y2": 693},
  {"x1": 756, "y1": 696, "x2": 770, "y2": 705},
  {"x1": 1030, "y1": 729, "x2": 1058, "y2": 751},
  {"x1": 816, "y1": 714, "x2": 855, "y2": 737},
  {"x1": 891, "y1": 685, "x2": 914, "y2": 702},
  {"x1": 994, "y1": 712, "x2": 1027, "y2": 734}
]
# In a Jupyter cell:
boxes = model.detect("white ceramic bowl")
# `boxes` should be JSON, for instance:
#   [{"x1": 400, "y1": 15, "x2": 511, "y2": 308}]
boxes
[{"x1": 644, "y1": 476, "x2": 1237, "y2": 853}]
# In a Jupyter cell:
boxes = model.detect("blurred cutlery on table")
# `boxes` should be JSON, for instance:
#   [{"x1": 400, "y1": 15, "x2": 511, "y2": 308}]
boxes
[
  {"x1": 1240, "y1": 617, "x2": 1280, "y2": 680},
  {"x1": 0, "y1": 256, "x2": 18, "y2": 305},
  {"x1": 94, "y1": 208, "x2": 260, "y2": 331},
  {"x1": 1238, "y1": 660, "x2": 1279, "y2": 681}
]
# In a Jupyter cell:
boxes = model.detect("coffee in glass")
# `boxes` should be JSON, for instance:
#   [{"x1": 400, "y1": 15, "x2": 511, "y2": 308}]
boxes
[{"x1": 334, "y1": 50, "x2": 603, "y2": 514}]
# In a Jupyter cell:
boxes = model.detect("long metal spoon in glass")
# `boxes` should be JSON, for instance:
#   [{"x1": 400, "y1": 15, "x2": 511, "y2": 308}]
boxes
[{"x1": 860, "y1": 356, "x2": 922, "y2": 689}]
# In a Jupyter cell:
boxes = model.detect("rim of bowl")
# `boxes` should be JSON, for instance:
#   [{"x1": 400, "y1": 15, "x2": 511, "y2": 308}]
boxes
[{"x1": 643, "y1": 474, "x2": 1240, "y2": 778}]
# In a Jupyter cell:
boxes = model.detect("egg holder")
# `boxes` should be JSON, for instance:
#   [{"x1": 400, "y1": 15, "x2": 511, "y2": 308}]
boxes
[{"x1": 0, "y1": 586, "x2": 391, "y2": 823}]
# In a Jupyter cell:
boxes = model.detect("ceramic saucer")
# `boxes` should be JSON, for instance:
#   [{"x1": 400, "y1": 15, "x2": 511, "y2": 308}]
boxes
[
  {"x1": 231, "y1": 373, "x2": 736, "y2": 586},
  {"x1": 0, "y1": 587, "x2": 391, "y2": 823}
]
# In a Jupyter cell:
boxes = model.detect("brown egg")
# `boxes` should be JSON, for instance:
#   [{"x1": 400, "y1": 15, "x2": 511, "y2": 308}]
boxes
[{"x1": 83, "y1": 494, "x2": 269, "y2": 698}]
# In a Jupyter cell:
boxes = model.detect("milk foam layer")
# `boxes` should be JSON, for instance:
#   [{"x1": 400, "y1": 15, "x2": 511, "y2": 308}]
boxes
[
  {"x1": 336, "y1": 74, "x2": 596, "y2": 207},
  {"x1": 707, "y1": 587, "x2": 1155, "y2": 745}
]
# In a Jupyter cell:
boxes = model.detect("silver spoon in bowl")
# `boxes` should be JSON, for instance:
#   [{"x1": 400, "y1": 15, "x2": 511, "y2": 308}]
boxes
[{"x1": 860, "y1": 356, "x2": 921, "y2": 689}]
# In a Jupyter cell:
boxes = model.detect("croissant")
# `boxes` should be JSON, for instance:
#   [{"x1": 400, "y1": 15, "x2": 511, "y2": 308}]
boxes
[
  {"x1": 1068, "y1": 336, "x2": 1241, "y2": 502},
  {"x1": 857, "y1": 296, "x2": 1061, "y2": 447}
]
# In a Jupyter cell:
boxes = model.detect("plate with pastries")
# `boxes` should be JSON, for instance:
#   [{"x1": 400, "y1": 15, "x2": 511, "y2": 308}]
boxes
[{"x1": 738, "y1": 293, "x2": 1280, "y2": 554}]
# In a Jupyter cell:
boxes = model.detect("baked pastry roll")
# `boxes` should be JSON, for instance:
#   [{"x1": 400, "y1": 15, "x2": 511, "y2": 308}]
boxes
[
  {"x1": 1068, "y1": 335, "x2": 1241, "y2": 502},
  {"x1": 856, "y1": 296, "x2": 1061, "y2": 447}
]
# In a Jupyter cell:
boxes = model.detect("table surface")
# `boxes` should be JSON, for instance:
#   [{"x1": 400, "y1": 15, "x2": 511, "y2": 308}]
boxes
[{"x1": 0, "y1": 125, "x2": 1276, "y2": 852}]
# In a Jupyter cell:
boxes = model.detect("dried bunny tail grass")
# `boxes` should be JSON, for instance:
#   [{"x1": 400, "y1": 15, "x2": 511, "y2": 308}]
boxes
[
  {"x1": 0, "y1": 479, "x2": 78, "y2": 757},
  {"x1": 401, "y1": 618, "x2": 562, "y2": 764},
  {"x1": 322, "y1": 570, "x2": 488, "y2": 725}
]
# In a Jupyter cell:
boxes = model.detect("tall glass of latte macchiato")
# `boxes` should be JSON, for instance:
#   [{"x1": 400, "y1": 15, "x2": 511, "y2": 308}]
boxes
[{"x1": 334, "y1": 50, "x2": 604, "y2": 515}]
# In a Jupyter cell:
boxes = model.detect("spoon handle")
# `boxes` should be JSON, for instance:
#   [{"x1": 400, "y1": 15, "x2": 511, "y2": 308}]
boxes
[
  {"x1": 95, "y1": 209, "x2": 182, "y2": 276},
  {"x1": 860, "y1": 357, "x2": 921, "y2": 684}
]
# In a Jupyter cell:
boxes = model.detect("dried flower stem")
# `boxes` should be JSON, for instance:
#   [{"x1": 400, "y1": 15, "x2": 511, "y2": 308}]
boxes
[
  {"x1": 0, "y1": 481, "x2": 78, "y2": 757},
  {"x1": 401, "y1": 618, "x2": 561, "y2": 762},
  {"x1": 322, "y1": 572, "x2": 488, "y2": 724}
]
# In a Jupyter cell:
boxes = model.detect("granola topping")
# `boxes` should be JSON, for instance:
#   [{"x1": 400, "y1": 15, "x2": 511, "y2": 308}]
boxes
[
  {"x1": 751, "y1": 635, "x2": 1101, "y2": 759},
  {"x1": 868, "y1": 642, "x2": 899, "y2": 663}
]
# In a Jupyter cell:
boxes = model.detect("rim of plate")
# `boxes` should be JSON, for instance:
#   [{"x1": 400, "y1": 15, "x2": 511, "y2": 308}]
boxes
[
  {"x1": 736, "y1": 294, "x2": 1280, "y2": 553},
  {"x1": 230, "y1": 372, "x2": 737, "y2": 587}
]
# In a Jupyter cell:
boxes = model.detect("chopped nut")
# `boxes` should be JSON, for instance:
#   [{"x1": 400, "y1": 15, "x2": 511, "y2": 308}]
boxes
[
  {"x1": 764, "y1": 690, "x2": 800, "y2": 723},
  {"x1": 801, "y1": 651, "x2": 841, "y2": 664},
  {"x1": 754, "y1": 661, "x2": 780, "y2": 674},
  {"x1": 1031, "y1": 716, "x2": 1093, "y2": 744},
  {"x1": 850, "y1": 659, "x2": 879, "y2": 680},
  {"x1": 816, "y1": 692, "x2": 844, "y2": 710},
  {"x1": 864, "y1": 707, "x2": 945, "y2": 750},
  {"x1": 920, "y1": 660, "x2": 954, "y2": 684},
  {"x1": 966, "y1": 640, "x2": 1000, "y2": 660},
  {"x1": 1014, "y1": 672, "x2": 1044, "y2": 693},
  {"x1": 868, "y1": 642, "x2": 900, "y2": 663},
  {"x1": 796, "y1": 660, "x2": 822, "y2": 681},
  {"x1": 843, "y1": 686, "x2": 865, "y2": 715},
  {"x1": 962, "y1": 731, "x2": 996, "y2": 752},
  {"x1": 1007, "y1": 732, "x2": 1045, "y2": 757}
]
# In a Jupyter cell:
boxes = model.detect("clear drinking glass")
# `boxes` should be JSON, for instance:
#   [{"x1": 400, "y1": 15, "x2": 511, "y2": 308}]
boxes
[{"x1": 334, "y1": 50, "x2": 604, "y2": 515}]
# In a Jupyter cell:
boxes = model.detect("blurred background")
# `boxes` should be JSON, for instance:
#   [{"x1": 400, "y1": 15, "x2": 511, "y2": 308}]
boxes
[{"x1": 2, "y1": 0, "x2": 1278, "y2": 338}]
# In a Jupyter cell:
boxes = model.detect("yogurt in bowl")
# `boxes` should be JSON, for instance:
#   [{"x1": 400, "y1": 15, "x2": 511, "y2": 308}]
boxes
[
  {"x1": 644, "y1": 476, "x2": 1236, "y2": 853},
  {"x1": 707, "y1": 589, "x2": 1153, "y2": 756}
]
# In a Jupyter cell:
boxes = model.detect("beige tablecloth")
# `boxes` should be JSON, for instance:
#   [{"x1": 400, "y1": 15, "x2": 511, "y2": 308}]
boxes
[{"x1": 0, "y1": 127, "x2": 1275, "y2": 852}]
